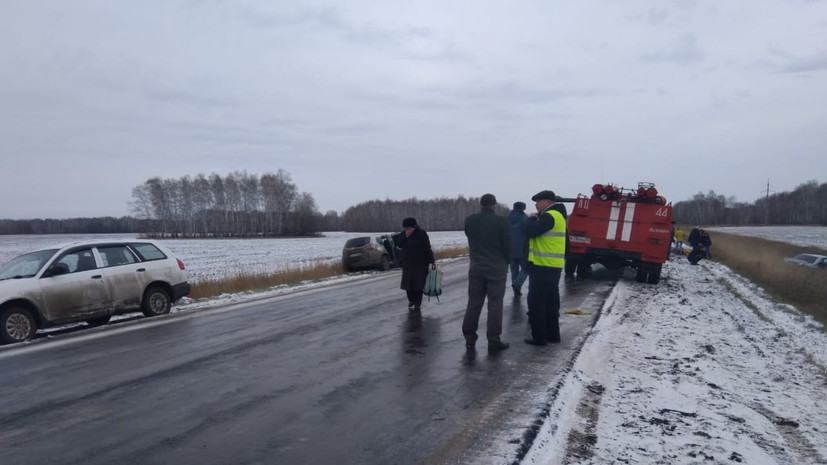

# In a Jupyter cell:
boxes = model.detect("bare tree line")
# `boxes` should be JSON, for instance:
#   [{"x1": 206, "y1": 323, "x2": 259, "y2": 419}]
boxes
[
  {"x1": 341, "y1": 196, "x2": 509, "y2": 232},
  {"x1": 129, "y1": 170, "x2": 319, "y2": 237},
  {"x1": 673, "y1": 180, "x2": 827, "y2": 226},
  {"x1": 3, "y1": 176, "x2": 824, "y2": 236}
]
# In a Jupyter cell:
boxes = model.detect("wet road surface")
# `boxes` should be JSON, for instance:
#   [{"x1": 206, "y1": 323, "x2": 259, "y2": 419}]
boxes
[{"x1": 0, "y1": 259, "x2": 618, "y2": 464}]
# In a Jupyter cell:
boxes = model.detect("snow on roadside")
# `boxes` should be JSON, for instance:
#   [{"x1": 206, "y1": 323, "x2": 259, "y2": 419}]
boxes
[{"x1": 524, "y1": 257, "x2": 827, "y2": 464}]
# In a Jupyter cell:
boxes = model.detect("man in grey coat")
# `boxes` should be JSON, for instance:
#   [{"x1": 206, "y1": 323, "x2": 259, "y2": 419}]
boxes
[{"x1": 462, "y1": 193, "x2": 512, "y2": 352}]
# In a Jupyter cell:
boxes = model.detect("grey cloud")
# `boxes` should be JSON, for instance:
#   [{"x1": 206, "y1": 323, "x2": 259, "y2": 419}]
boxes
[
  {"x1": 647, "y1": 8, "x2": 669, "y2": 26},
  {"x1": 461, "y1": 81, "x2": 611, "y2": 105},
  {"x1": 143, "y1": 86, "x2": 232, "y2": 108},
  {"x1": 234, "y1": 4, "x2": 467, "y2": 63},
  {"x1": 640, "y1": 33, "x2": 704, "y2": 64},
  {"x1": 771, "y1": 47, "x2": 827, "y2": 73}
]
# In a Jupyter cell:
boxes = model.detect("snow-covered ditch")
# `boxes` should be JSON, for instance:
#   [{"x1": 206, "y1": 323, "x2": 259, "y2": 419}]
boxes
[{"x1": 522, "y1": 256, "x2": 827, "y2": 464}]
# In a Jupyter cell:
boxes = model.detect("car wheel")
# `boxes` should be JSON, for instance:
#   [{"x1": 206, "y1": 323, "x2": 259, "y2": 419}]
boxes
[
  {"x1": 1, "y1": 307, "x2": 37, "y2": 344},
  {"x1": 141, "y1": 286, "x2": 171, "y2": 317},
  {"x1": 86, "y1": 316, "x2": 112, "y2": 327},
  {"x1": 378, "y1": 255, "x2": 390, "y2": 271}
]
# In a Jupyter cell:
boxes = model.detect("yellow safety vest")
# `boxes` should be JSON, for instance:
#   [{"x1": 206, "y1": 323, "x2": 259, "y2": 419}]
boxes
[{"x1": 528, "y1": 209, "x2": 566, "y2": 268}]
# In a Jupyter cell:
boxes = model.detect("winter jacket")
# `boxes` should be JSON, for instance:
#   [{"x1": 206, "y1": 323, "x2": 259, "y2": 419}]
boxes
[
  {"x1": 393, "y1": 227, "x2": 435, "y2": 292},
  {"x1": 688, "y1": 228, "x2": 701, "y2": 247},
  {"x1": 464, "y1": 207, "x2": 512, "y2": 274},
  {"x1": 393, "y1": 227, "x2": 434, "y2": 270},
  {"x1": 507, "y1": 209, "x2": 528, "y2": 259}
]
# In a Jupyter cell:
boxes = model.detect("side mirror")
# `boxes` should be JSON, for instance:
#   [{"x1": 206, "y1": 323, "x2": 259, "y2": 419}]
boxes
[{"x1": 43, "y1": 263, "x2": 70, "y2": 278}]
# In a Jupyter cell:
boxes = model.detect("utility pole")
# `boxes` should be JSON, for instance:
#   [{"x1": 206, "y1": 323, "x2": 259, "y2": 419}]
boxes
[{"x1": 764, "y1": 179, "x2": 772, "y2": 225}]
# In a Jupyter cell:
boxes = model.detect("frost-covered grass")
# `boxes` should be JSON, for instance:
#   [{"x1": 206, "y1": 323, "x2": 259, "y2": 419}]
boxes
[{"x1": 707, "y1": 231, "x2": 827, "y2": 324}]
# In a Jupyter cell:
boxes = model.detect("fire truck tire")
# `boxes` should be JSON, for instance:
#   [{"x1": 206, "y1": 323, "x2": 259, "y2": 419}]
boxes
[
  {"x1": 647, "y1": 265, "x2": 662, "y2": 284},
  {"x1": 635, "y1": 268, "x2": 647, "y2": 282}
]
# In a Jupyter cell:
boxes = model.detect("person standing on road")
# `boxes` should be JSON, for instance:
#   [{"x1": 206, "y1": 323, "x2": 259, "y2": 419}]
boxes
[
  {"x1": 525, "y1": 190, "x2": 567, "y2": 346},
  {"x1": 393, "y1": 218, "x2": 435, "y2": 311},
  {"x1": 508, "y1": 201, "x2": 529, "y2": 296},
  {"x1": 462, "y1": 193, "x2": 512, "y2": 352}
]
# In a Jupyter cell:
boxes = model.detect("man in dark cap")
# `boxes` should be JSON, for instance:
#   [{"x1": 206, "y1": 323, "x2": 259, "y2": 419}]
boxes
[
  {"x1": 508, "y1": 201, "x2": 529, "y2": 296},
  {"x1": 524, "y1": 190, "x2": 567, "y2": 346},
  {"x1": 462, "y1": 193, "x2": 512, "y2": 352}
]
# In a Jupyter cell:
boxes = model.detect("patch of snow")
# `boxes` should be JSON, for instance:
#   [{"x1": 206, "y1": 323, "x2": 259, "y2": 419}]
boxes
[{"x1": 523, "y1": 257, "x2": 827, "y2": 464}]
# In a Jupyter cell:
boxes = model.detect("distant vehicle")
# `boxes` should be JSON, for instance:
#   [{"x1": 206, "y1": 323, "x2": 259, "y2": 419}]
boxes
[
  {"x1": 0, "y1": 240, "x2": 191, "y2": 344},
  {"x1": 342, "y1": 235, "x2": 404, "y2": 272},
  {"x1": 784, "y1": 253, "x2": 827, "y2": 268}
]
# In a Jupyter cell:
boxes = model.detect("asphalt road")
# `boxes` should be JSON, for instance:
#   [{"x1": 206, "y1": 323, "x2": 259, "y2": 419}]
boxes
[{"x1": 0, "y1": 259, "x2": 618, "y2": 465}]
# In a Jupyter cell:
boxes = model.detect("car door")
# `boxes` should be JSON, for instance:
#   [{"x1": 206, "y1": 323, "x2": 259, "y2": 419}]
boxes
[
  {"x1": 96, "y1": 244, "x2": 146, "y2": 312},
  {"x1": 38, "y1": 247, "x2": 110, "y2": 322}
]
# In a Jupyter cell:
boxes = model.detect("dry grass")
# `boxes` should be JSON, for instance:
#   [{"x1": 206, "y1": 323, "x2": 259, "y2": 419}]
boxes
[
  {"x1": 189, "y1": 246, "x2": 470, "y2": 300},
  {"x1": 710, "y1": 231, "x2": 827, "y2": 325}
]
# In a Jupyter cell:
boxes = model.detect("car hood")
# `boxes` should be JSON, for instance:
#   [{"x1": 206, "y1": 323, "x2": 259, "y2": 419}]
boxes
[{"x1": 0, "y1": 275, "x2": 40, "y2": 298}]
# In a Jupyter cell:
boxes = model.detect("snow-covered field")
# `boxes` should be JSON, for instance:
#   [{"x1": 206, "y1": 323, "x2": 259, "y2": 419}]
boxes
[
  {"x1": 708, "y1": 226, "x2": 827, "y2": 250},
  {"x1": 0, "y1": 231, "x2": 468, "y2": 283},
  {"x1": 523, "y1": 256, "x2": 827, "y2": 464}
]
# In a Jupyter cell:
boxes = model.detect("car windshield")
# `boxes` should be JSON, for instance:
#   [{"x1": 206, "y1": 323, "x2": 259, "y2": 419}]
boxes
[
  {"x1": 795, "y1": 254, "x2": 817, "y2": 264},
  {"x1": 0, "y1": 249, "x2": 58, "y2": 280}
]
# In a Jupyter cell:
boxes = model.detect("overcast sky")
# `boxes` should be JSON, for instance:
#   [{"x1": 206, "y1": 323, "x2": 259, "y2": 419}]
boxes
[{"x1": 1, "y1": 1, "x2": 826, "y2": 219}]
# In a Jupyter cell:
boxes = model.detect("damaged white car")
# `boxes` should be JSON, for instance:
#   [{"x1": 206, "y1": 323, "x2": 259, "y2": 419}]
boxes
[{"x1": 0, "y1": 240, "x2": 191, "y2": 344}]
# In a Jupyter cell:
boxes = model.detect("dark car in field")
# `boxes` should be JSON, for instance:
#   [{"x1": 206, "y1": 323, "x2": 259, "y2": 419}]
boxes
[
  {"x1": 784, "y1": 253, "x2": 827, "y2": 268},
  {"x1": 342, "y1": 235, "x2": 404, "y2": 272},
  {"x1": 0, "y1": 239, "x2": 191, "y2": 344}
]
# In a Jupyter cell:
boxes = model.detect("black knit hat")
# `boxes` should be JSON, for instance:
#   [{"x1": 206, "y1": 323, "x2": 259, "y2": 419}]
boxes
[
  {"x1": 402, "y1": 217, "x2": 417, "y2": 228},
  {"x1": 480, "y1": 193, "x2": 497, "y2": 207},
  {"x1": 513, "y1": 201, "x2": 526, "y2": 211}
]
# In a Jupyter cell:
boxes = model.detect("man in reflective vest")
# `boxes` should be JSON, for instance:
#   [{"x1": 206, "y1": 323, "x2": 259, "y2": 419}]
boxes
[{"x1": 525, "y1": 190, "x2": 567, "y2": 346}]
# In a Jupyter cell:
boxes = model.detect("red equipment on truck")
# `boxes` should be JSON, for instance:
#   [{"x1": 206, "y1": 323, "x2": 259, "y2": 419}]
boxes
[{"x1": 565, "y1": 182, "x2": 673, "y2": 284}]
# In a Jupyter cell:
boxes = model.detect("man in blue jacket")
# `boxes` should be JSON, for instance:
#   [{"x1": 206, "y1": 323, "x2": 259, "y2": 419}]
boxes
[{"x1": 508, "y1": 201, "x2": 529, "y2": 296}]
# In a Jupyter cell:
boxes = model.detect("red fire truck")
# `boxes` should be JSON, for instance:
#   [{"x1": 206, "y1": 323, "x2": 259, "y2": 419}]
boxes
[{"x1": 565, "y1": 182, "x2": 673, "y2": 284}]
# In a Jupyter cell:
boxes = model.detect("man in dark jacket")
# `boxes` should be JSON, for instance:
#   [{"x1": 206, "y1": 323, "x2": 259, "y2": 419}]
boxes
[
  {"x1": 525, "y1": 190, "x2": 567, "y2": 346},
  {"x1": 393, "y1": 217, "x2": 435, "y2": 311},
  {"x1": 508, "y1": 201, "x2": 529, "y2": 295},
  {"x1": 462, "y1": 193, "x2": 512, "y2": 352}
]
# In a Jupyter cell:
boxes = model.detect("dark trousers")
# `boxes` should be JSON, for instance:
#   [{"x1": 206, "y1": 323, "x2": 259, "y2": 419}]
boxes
[
  {"x1": 462, "y1": 269, "x2": 507, "y2": 342},
  {"x1": 401, "y1": 265, "x2": 428, "y2": 307},
  {"x1": 527, "y1": 268, "x2": 562, "y2": 343},
  {"x1": 406, "y1": 288, "x2": 422, "y2": 307}
]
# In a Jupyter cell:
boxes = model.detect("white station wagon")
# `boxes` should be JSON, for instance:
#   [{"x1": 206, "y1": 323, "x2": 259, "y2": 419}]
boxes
[{"x1": 0, "y1": 240, "x2": 191, "y2": 344}]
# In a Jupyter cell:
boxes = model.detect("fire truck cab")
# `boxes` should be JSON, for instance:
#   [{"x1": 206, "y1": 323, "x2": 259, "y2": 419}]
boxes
[{"x1": 566, "y1": 183, "x2": 673, "y2": 284}]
